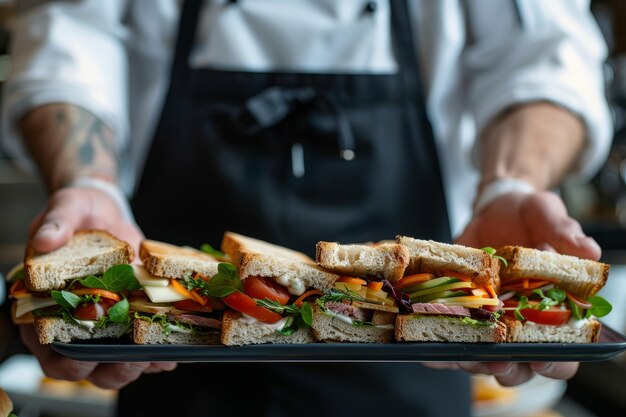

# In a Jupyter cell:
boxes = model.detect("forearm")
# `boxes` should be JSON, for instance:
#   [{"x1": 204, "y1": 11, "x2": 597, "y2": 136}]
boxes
[
  {"x1": 479, "y1": 102, "x2": 586, "y2": 192},
  {"x1": 19, "y1": 104, "x2": 118, "y2": 192}
]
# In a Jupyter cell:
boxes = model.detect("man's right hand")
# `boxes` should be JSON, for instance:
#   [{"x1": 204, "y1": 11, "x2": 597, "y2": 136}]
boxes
[{"x1": 24, "y1": 185, "x2": 177, "y2": 389}]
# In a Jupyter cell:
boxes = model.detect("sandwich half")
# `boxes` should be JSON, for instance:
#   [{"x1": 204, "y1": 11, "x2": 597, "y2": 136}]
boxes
[
  {"x1": 9, "y1": 230, "x2": 137, "y2": 344},
  {"x1": 213, "y1": 232, "x2": 339, "y2": 346},
  {"x1": 313, "y1": 241, "x2": 409, "y2": 343},
  {"x1": 394, "y1": 236, "x2": 506, "y2": 343},
  {"x1": 497, "y1": 246, "x2": 611, "y2": 343},
  {"x1": 132, "y1": 240, "x2": 224, "y2": 345}
]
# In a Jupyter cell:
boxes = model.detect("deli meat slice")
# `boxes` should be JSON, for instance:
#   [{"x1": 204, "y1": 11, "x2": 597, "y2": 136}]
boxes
[
  {"x1": 325, "y1": 302, "x2": 367, "y2": 322},
  {"x1": 411, "y1": 303, "x2": 470, "y2": 317},
  {"x1": 167, "y1": 314, "x2": 222, "y2": 329}
]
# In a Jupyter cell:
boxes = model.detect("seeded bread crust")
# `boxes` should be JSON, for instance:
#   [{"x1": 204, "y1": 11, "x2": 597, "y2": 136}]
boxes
[
  {"x1": 502, "y1": 316, "x2": 601, "y2": 343},
  {"x1": 310, "y1": 305, "x2": 394, "y2": 343},
  {"x1": 35, "y1": 316, "x2": 128, "y2": 344},
  {"x1": 394, "y1": 314, "x2": 507, "y2": 343},
  {"x1": 132, "y1": 319, "x2": 221, "y2": 345},
  {"x1": 220, "y1": 310, "x2": 315, "y2": 346},
  {"x1": 316, "y1": 241, "x2": 409, "y2": 282},
  {"x1": 24, "y1": 230, "x2": 134, "y2": 291},
  {"x1": 497, "y1": 246, "x2": 610, "y2": 299},
  {"x1": 140, "y1": 239, "x2": 220, "y2": 279},
  {"x1": 397, "y1": 236, "x2": 500, "y2": 289}
]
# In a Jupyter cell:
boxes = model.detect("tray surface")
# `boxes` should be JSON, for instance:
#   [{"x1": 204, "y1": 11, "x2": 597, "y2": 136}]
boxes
[{"x1": 51, "y1": 324, "x2": 626, "y2": 363}]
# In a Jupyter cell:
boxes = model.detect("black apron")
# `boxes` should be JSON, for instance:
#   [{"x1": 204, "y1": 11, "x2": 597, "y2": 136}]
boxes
[{"x1": 124, "y1": 1, "x2": 470, "y2": 416}]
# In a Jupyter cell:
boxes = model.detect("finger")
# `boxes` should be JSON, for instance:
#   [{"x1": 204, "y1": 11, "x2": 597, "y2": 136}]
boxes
[
  {"x1": 87, "y1": 362, "x2": 151, "y2": 390},
  {"x1": 489, "y1": 363, "x2": 534, "y2": 387},
  {"x1": 534, "y1": 242, "x2": 556, "y2": 252},
  {"x1": 30, "y1": 192, "x2": 86, "y2": 253},
  {"x1": 143, "y1": 362, "x2": 178, "y2": 374},
  {"x1": 20, "y1": 326, "x2": 98, "y2": 381},
  {"x1": 28, "y1": 206, "x2": 49, "y2": 239},
  {"x1": 422, "y1": 362, "x2": 461, "y2": 370},
  {"x1": 530, "y1": 362, "x2": 578, "y2": 380}
]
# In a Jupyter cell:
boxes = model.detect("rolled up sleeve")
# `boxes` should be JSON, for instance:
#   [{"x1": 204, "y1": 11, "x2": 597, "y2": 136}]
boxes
[
  {"x1": 465, "y1": 0, "x2": 612, "y2": 180},
  {"x1": 1, "y1": 0, "x2": 129, "y2": 168}
]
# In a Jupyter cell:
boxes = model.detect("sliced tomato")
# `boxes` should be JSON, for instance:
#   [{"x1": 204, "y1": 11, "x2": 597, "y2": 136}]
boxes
[
  {"x1": 504, "y1": 307, "x2": 571, "y2": 325},
  {"x1": 394, "y1": 273, "x2": 434, "y2": 290},
  {"x1": 73, "y1": 298, "x2": 117, "y2": 321},
  {"x1": 243, "y1": 276, "x2": 291, "y2": 305},
  {"x1": 222, "y1": 291, "x2": 282, "y2": 323},
  {"x1": 337, "y1": 276, "x2": 368, "y2": 285},
  {"x1": 173, "y1": 299, "x2": 214, "y2": 313}
]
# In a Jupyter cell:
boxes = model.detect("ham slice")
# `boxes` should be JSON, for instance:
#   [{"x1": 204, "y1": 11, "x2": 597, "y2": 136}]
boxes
[
  {"x1": 411, "y1": 303, "x2": 470, "y2": 317},
  {"x1": 167, "y1": 314, "x2": 222, "y2": 329}
]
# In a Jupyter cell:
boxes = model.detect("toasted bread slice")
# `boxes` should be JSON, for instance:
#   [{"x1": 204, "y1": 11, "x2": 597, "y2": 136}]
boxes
[
  {"x1": 0, "y1": 388, "x2": 13, "y2": 417},
  {"x1": 222, "y1": 231, "x2": 313, "y2": 265},
  {"x1": 24, "y1": 230, "x2": 133, "y2": 291},
  {"x1": 140, "y1": 240, "x2": 221, "y2": 279},
  {"x1": 502, "y1": 316, "x2": 601, "y2": 343},
  {"x1": 497, "y1": 246, "x2": 609, "y2": 299},
  {"x1": 395, "y1": 314, "x2": 507, "y2": 343},
  {"x1": 220, "y1": 310, "x2": 315, "y2": 346},
  {"x1": 310, "y1": 305, "x2": 394, "y2": 343},
  {"x1": 132, "y1": 319, "x2": 221, "y2": 345},
  {"x1": 397, "y1": 236, "x2": 500, "y2": 288},
  {"x1": 316, "y1": 241, "x2": 409, "y2": 282},
  {"x1": 222, "y1": 232, "x2": 338, "y2": 292},
  {"x1": 34, "y1": 316, "x2": 128, "y2": 344}
]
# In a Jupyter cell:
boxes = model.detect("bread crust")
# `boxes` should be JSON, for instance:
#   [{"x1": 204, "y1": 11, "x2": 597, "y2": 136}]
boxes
[
  {"x1": 221, "y1": 231, "x2": 313, "y2": 265},
  {"x1": 34, "y1": 316, "x2": 128, "y2": 344},
  {"x1": 394, "y1": 314, "x2": 507, "y2": 343},
  {"x1": 132, "y1": 319, "x2": 221, "y2": 345},
  {"x1": 139, "y1": 239, "x2": 220, "y2": 278},
  {"x1": 502, "y1": 316, "x2": 601, "y2": 343},
  {"x1": 316, "y1": 241, "x2": 409, "y2": 282},
  {"x1": 220, "y1": 310, "x2": 315, "y2": 346},
  {"x1": 24, "y1": 230, "x2": 133, "y2": 291},
  {"x1": 310, "y1": 305, "x2": 394, "y2": 343},
  {"x1": 497, "y1": 246, "x2": 610, "y2": 299}
]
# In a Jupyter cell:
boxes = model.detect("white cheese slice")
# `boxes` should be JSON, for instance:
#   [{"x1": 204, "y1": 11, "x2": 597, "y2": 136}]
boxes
[
  {"x1": 15, "y1": 296, "x2": 57, "y2": 318},
  {"x1": 143, "y1": 284, "x2": 187, "y2": 303},
  {"x1": 132, "y1": 264, "x2": 170, "y2": 287}
]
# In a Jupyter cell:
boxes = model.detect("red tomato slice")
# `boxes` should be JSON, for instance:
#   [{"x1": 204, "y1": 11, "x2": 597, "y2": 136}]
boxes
[
  {"x1": 243, "y1": 276, "x2": 291, "y2": 305},
  {"x1": 73, "y1": 298, "x2": 116, "y2": 321},
  {"x1": 173, "y1": 299, "x2": 213, "y2": 313},
  {"x1": 504, "y1": 307, "x2": 571, "y2": 326},
  {"x1": 223, "y1": 291, "x2": 282, "y2": 323}
]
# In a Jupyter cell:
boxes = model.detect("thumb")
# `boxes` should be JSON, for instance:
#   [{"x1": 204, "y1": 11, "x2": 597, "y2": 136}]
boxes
[{"x1": 30, "y1": 190, "x2": 85, "y2": 253}]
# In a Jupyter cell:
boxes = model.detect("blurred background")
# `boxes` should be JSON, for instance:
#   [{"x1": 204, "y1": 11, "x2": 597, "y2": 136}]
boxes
[{"x1": 1, "y1": 1, "x2": 626, "y2": 416}]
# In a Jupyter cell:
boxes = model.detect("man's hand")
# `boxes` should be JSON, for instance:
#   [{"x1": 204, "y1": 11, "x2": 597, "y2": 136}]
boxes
[{"x1": 24, "y1": 186, "x2": 176, "y2": 389}]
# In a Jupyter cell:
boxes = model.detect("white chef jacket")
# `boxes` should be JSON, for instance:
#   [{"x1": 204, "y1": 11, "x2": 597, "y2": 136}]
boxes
[{"x1": 0, "y1": 0, "x2": 612, "y2": 237}]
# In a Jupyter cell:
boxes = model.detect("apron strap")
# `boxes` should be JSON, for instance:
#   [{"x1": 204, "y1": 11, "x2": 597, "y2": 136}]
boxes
[{"x1": 169, "y1": 0, "x2": 203, "y2": 90}]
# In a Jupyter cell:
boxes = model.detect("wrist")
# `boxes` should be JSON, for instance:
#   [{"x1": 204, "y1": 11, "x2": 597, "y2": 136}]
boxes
[
  {"x1": 67, "y1": 176, "x2": 136, "y2": 224},
  {"x1": 473, "y1": 177, "x2": 536, "y2": 215}
]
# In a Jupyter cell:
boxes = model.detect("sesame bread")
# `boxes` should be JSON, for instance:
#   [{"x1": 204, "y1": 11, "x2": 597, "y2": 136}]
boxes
[
  {"x1": 310, "y1": 305, "x2": 394, "y2": 343},
  {"x1": 34, "y1": 316, "x2": 128, "y2": 344},
  {"x1": 132, "y1": 319, "x2": 221, "y2": 345},
  {"x1": 316, "y1": 241, "x2": 409, "y2": 282},
  {"x1": 24, "y1": 230, "x2": 133, "y2": 291},
  {"x1": 502, "y1": 316, "x2": 601, "y2": 343},
  {"x1": 139, "y1": 239, "x2": 221, "y2": 279},
  {"x1": 395, "y1": 314, "x2": 507, "y2": 343},
  {"x1": 497, "y1": 246, "x2": 610, "y2": 299},
  {"x1": 220, "y1": 310, "x2": 315, "y2": 346},
  {"x1": 397, "y1": 236, "x2": 500, "y2": 288}
]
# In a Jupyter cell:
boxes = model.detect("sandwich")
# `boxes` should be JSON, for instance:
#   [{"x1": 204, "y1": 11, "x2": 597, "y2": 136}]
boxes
[
  {"x1": 313, "y1": 241, "x2": 409, "y2": 343},
  {"x1": 393, "y1": 236, "x2": 507, "y2": 343},
  {"x1": 213, "y1": 232, "x2": 340, "y2": 346},
  {"x1": 9, "y1": 230, "x2": 137, "y2": 344},
  {"x1": 132, "y1": 240, "x2": 224, "y2": 345},
  {"x1": 496, "y1": 246, "x2": 611, "y2": 343},
  {"x1": 0, "y1": 388, "x2": 15, "y2": 417}
]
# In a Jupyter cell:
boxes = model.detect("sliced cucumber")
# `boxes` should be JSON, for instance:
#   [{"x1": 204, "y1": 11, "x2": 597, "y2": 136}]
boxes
[
  {"x1": 409, "y1": 281, "x2": 472, "y2": 299},
  {"x1": 411, "y1": 290, "x2": 467, "y2": 303},
  {"x1": 401, "y1": 277, "x2": 458, "y2": 293}
]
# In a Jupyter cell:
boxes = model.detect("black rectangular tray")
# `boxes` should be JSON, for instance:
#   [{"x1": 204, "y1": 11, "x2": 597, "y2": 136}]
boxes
[{"x1": 51, "y1": 325, "x2": 626, "y2": 363}]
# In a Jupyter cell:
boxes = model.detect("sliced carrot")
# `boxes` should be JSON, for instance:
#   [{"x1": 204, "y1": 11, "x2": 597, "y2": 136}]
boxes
[
  {"x1": 485, "y1": 285, "x2": 497, "y2": 299},
  {"x1": 294, "y1": 290, "x2": 323, "y2": 307},
  {"x1": 523, "y1": 279, "x2": 529, "y2": 289},
  {"x1": 337, "y1": 276, "x2": 367, "y2": 285},
  {"x1": 503, "y1": 277, "x2": 558, "y2": 285},
  {"x1": 71, "y1": 288, "x2": 121, "y2": 301},
  {"x1": 441, "y1": 270, "x2": 473, "y2": 282},
  {"x1": 171, "y1": 279, "x2": 206, "y2": 305},
  {"x1": 367, "y1": 281, "x2": 384, "y2": 291},
  {"x1": 394, "y1": 273, "x2": 435, "y2": 289},
  {"x1": 194, "y1": 272, "x2": 210, "y2": 282},
  {"x1": 9, "y1": 280, "x2": 29, "y2": 298}
]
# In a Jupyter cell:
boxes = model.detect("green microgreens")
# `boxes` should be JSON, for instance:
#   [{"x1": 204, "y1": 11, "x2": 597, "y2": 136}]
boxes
[
  {"x1": 200, "y1": 243, "x2": 227, "y2": 259},
  {"x1": 254, "y1": 298, "x2": 314, "y2": 335}
]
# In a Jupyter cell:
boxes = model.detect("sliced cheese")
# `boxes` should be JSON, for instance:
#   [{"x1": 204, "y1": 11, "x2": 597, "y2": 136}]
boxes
[
  {"x1": 15, "y1": 296, "x2": 57, "y2": 318},
  {"x1": 143, "y1": 284, "x2": 187, "y2": 303},
  {"x1": 132, "y1": 264, "x2": 169, "y2": 287}
]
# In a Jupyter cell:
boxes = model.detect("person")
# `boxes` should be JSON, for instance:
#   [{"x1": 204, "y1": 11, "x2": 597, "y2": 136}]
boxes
[{"x1": 1, "y1": 0, "x2": 612, "y2": 416}]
